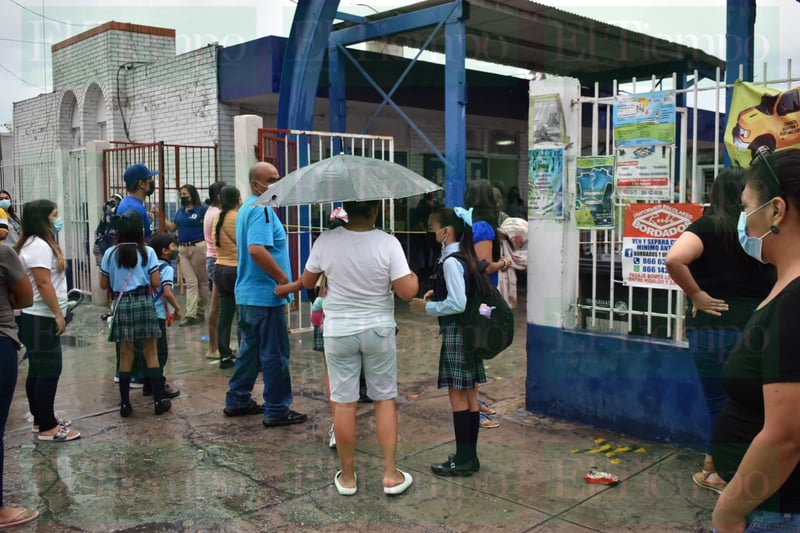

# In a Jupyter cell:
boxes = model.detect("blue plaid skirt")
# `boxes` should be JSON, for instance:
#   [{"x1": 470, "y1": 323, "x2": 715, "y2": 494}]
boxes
[
  {"x1": 312, "y1": 326, "x2": 324, "y2": 352},
  {"x1": 108, "y1": 290, "x2": 160, "y2": 343},
  {"x1": 438, "y1": 322, "x2": 486, "y2": 390}
]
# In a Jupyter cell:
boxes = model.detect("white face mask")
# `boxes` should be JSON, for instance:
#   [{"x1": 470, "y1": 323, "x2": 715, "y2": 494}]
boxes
[
  {"x1": 737, "y1": 199, "x2": 772, "y2": 263},
  {"x1": 0, "y1": 199, "x2": 10, "y2": 210}
]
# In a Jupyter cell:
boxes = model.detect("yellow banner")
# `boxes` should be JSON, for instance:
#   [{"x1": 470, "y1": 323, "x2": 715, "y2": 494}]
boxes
[{"x1": 725, "y1": 80, "x2": 786, "y2": 168}]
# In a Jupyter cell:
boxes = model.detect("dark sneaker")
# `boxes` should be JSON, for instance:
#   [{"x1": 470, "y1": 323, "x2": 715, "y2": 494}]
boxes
[
  {"x1": 120, "y1": 403, "x2": 132, "y2": 418},
  {"x1": 219, "y1": 357, "x2": 235, "y2": 369},
  {"x1": 430, "y1": 455, "x2": 480, "y2": 477},
  {"x1": 154, "y1": 399, "x2": 172, "y2": 415},
  {"x1": 162, "y1": 383, "x2": 180, "y2": 399},
  {"x1": 223, "y1": 400, "x2": 263, "y2": 417},
  {"x1": 179, "y1": 316, "x2": 199, "y2": 327},
  {"x1": 262, "y1": 410, "x2": 308, "y2": 427}
]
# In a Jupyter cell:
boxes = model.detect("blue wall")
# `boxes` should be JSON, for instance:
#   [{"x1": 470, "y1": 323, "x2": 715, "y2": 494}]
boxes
[{"x1": 526, "y1": 323, "x2": 708, "y2": 445}]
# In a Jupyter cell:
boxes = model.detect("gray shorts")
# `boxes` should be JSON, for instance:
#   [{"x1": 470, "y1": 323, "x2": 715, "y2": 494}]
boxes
[{"x1": 324, "y1": 327, "x2": 397, "y2": 403}]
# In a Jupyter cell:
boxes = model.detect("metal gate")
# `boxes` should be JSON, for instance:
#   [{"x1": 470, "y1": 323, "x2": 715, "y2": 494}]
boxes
[
  {"x1": 103, "y1": 141, "x2": 218, "y2": 232},
  {"x1": 64, "y1": 148, "x2": 91, "y2": 292},
  {"x1": 257, "y1": 128, "x2": 396, "y2": 332},
  {"x1": 574, "y1": 63, "x2": 800, "y2": 341}
]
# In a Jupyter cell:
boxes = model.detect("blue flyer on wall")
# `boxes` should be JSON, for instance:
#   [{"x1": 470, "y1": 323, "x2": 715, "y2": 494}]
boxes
[
  {"x1": 613, "y1": 90, "x2": 675, "y2": 147},
  {"x1": 528, "y1": 148, "x2": 564, "y2": 219}
]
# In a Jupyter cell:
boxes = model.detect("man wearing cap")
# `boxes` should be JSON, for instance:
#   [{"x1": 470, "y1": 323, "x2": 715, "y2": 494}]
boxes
[
  {"x1": 118, "y1": 163, "x2": 158, "y2": 241},
  {"x1": 223, "y1": 162, "x2": 307, "y2": 427}
]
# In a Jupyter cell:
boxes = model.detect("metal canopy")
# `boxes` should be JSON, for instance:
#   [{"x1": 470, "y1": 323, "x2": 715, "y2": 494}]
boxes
[{"x1": 333, "y1": 0, "x2": 726, "y2": 82}]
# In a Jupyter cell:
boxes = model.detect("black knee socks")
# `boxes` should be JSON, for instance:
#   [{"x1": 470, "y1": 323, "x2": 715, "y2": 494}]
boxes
[
  {"x1": 118, "y1": 372, "x2": 131, "y2": 405},
  {"x1": 452, "y1": 410, "x2": 473, "y2": 464},
  {"x1": 145, "y1": 367, "x2": 163, "y2": 403}
]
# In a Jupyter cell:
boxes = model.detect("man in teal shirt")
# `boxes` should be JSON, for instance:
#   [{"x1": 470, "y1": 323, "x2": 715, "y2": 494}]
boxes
[{"x1": 223, "y1": 162, "x2": 307, "y2": 427}]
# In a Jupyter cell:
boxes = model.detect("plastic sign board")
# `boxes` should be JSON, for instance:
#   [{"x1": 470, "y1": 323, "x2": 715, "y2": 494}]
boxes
[
  {"x1": 613, "y1": 91, "x2": 675, "y2": 147},
  {"x1": 621, "y1": 203, "x2": 703, "y2": 289}
]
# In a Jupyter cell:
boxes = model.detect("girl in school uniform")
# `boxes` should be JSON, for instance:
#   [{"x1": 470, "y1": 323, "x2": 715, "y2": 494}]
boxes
[
  {"x1": 409, "y1": 206, "x2": 485, "y2": 476},
  {"x1": 100, "y1": 210, "x2": 170, "y2": 417}
]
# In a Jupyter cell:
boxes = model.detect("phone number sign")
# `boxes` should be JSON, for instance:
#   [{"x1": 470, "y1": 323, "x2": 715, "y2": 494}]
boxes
[{"x1": 622, "y1": 203, "x2": 703, "y2": 288}]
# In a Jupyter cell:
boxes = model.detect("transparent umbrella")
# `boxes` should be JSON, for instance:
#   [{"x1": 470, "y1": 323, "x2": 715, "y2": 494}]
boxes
[{"x1": 255, "y1": 154, "x2": 441, "y2": 207}]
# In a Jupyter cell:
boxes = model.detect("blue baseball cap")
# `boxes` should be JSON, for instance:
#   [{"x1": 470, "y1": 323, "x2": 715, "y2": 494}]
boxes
[{"x1": 123, "y1": 163, "x2": 159, "y2": 186}]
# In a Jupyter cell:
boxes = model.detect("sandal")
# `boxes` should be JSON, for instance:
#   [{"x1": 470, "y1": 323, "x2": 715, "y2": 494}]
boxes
[
  {"x1": 37, "y1": 426, "x2": 80, "y2": 442},
  {"x1": 479, "y1": 412, "x2": 500, "y2": 429},
  {"x1": 479, "y1": 401, "x2": 496, "y2": 415},
  {"x1": 32, "y1": 418, "x2": 72, "y2": 433},
  {"x1": 0, "y1": 507, "x2": 39, "y2": 529},
  {"x1": 692, "y1": 469, "x2": 727, "y2": 494}
]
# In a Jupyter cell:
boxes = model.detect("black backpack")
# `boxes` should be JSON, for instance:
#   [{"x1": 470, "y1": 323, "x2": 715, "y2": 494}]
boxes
[{"x1": 448, "y1": 253, "x2": 515, "y2": 360}]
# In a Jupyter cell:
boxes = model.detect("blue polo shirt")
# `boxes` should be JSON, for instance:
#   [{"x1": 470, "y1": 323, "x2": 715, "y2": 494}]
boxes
[
  {"x1": 151, "y1": 259, "x2": 174, "y2": 319},
  {"x1": 100, "y1": 245, "x2": 160, "y2": 292},
  {"x1": 116, "y1": 196, "x2": 153, "y2": 241},
  {"x1": 234, "y1": 195, "x2": 293, "y2": 307},
  {"x1": 174, "y1": 204, "x2": 207, "y2": 243}
]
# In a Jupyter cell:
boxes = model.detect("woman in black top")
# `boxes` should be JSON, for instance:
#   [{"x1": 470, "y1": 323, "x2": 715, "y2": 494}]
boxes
[
  {"x1": 711, "y1": 148, "x2": 800, "y2": 532},
  {"x1": 666, "y1": 168, "x2": 774, "y2": 494}
]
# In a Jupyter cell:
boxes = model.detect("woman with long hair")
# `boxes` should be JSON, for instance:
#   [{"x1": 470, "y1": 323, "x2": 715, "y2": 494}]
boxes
[
  {"x1": 410, "y1": 207, "x2": 486, "y2": 476},
  {"x1": 666, "y1": 167, "x2": 775, "y2": 494},
  {"x1": 300, "y1": 200, "x2": 418, "y2": 496},
  {"x1": 203, "y1": 181, "x2": 226, "y2": 359},
  {"x1": 464, "y1": 180, "x2": 511, "y2": 286},
  {"x1": 14, "y1": 199, "x2": 80, "y2": 441},
  {"x1": 164, "y1": 184, "x2": 208, "y2": 327},
  {"x1": 211, "y1": 185, "x2": 241, "y2": 369},
  {"x1": 101, "y1": 210, "x2": 171, "y2": 417},
  {"x1": 0, "y1": 190, "x2": 21, "y2": 246}
]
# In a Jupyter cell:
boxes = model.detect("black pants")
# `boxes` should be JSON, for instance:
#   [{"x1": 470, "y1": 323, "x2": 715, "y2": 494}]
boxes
[
  {"x1": 214, "y1": 264, "x2": 238, "y2": 358},
  {"x1": 156, "y1": 318, "x2": 168, "y2": 370},
  {"x1": 0, "y1": 336, "x2": 18, "y2": 508},
  {"x1": 20, "y1": 314, "x2": 62, "y2": 433}
]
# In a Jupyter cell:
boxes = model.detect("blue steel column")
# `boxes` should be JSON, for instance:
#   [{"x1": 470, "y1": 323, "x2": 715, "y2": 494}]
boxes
[
  {"x1": 444, "y1": 5, "x2": 466, "y2": 207},
  {"x1": 725, "y1": 0, "x2": 755, "y2": 165},
  {"x1": 328, "y1": 42, "x2": 346, "y2": 150},
  {"x1": 277, "y1": 0, "x2": 340, "y2": 134}
]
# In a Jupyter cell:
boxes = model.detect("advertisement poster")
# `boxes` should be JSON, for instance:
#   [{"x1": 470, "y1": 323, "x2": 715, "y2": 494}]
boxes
[
  {"x1": 724, "y1": 80, "x2": 790, "y2": 168},
  {"x1": 528, "y1": 148, "x2": 564, "y2": 219},
  {"x1": 613, "y1": 90, "x2": 676, "y2": 147},
  {"x1": 621, "y1": 203, "x2": 704, "y2": 289},
  {"x1": 615, "y1": 145, "x2": 672, "y2": 200},
  {"x1": 575, "y1": 155, "x2": 615, "y2": 228},
  {"x1": 529, "y1": 94, "x2": 567, "y2": 145}
]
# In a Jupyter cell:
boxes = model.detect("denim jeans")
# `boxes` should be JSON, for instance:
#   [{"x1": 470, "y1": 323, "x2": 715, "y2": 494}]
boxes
[
  {"x1": 0, "y1": 336, "x2": 18, "y2": 508},
  {"x1": 19, "y1": 314, "x2": 62, "y2": 433},
  {"x1": 225, "y1": 304, "x2": 292, "y2": 419},
  {"x1": 687, "y1": 327, "x2": 741, "y2": 448},
  {"x1": 745, "y1": 511, "x2": 800, "y2": 532}
]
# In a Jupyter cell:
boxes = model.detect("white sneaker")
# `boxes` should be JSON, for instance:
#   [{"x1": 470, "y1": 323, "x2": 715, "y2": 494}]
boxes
[
  {"x1": 328, "y1": 424, "x2": 336, "y2": 448},
  {"x1": 206, "y1": 349, "x2": 220, "y2": 359}
]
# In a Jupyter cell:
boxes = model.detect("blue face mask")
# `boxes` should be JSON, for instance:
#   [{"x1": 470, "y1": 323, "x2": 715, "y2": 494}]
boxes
[
  {"x1": 737, "y1": 200, "x2": 772, "y2": 263},
  {"x1": 0, "y1": 199, "x2": 10, "y2": 210},
  {"x1": 52, "y1": 218, "x2": 64, "y2": 234}
]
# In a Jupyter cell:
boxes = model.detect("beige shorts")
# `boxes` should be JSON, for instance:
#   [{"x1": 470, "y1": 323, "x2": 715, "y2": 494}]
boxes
[{"x1": 324, "y1": 327, "x2": 397, "y2": 403}]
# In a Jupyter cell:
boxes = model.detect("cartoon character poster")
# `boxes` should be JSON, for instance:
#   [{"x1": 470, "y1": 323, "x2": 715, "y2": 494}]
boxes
[
  {"x1": 528, "y1": 148, "x2": 564, "y2": 219},
  {"x1": 613, "y1": 91, "x2": 675, "y2": 147},
  {"x1": 724, "y1": 80, "x2": 795, "y2": 168},
  {"x1": 575, "y1": 156, "x2": 615, "y2": 228}
]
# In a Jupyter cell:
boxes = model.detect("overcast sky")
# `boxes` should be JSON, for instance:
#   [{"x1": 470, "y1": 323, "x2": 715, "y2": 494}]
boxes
[{"x1": 0, "y1": 0, "x2": 798, "y2": 130}]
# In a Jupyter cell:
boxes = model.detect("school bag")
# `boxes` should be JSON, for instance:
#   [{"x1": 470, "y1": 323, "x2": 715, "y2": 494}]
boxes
[
  {"x1": 447, "y1": 253, "x2": 515, "y2": 360},
  {"x1": 151, "y1": 259, "x2": 177, "y2": 326}
]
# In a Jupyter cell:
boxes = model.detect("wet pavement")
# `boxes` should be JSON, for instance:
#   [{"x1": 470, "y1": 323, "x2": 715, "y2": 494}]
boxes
[{"x1": 4, "y1": 295, "x2": 717, "y2": 532}]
